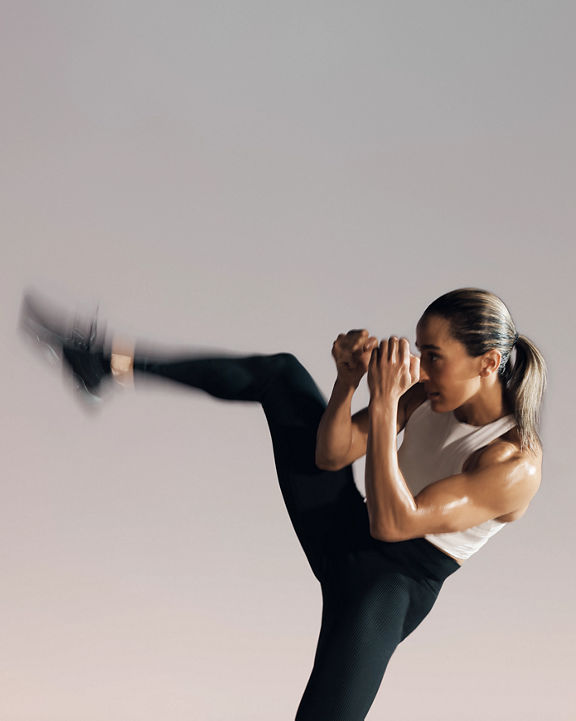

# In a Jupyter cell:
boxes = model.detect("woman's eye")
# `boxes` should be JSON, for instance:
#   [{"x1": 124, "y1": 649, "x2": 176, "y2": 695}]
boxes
[{"x1": 416, "y1": 351, "x2": 439, "y2": 362}]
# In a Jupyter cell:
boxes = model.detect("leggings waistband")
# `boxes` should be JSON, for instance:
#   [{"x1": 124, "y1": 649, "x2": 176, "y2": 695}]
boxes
[{"x1": 372, "y1": 536, "x2": 461, "y2": 583}]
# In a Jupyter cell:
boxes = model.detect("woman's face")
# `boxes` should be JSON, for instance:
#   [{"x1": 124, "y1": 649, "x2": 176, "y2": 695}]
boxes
[{"x1": 415, "y1": 314, "x2": 490, "y2": 411}]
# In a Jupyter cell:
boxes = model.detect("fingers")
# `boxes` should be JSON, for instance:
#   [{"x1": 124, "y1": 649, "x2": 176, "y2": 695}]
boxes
[
  {"x1": 362, "y1": 336, "x2": 379, "y2": 353},
  {"x1": 409, "y1": 353, "x2": 420, "y2": 382},
  {"x1": 334, "y1": 329, "x2": 378, "y2": 355},
  {"x1": 352, "y1": 329, "x2": 375, "y2": 353},
  {"x1": 374, "y1": 337, "x2": 396, "y2": 361},
  {"x1": 374, "y1": 336, "x2": 412, "y2": 362},
  {"x1": 398, "y1": 337, "x2": 411, "y2": 363},
  {"x1": 335, "y1": 331, "x2": 413, "y2": 361}
]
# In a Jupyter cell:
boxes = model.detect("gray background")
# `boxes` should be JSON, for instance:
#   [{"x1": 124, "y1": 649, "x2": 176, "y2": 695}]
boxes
[{"x1": 2, "y1": 1, "x2": 574, "y2": 719}]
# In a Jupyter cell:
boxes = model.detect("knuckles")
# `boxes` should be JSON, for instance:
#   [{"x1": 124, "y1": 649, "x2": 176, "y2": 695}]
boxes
[{"x1": 334, "y1": 332, "x2": 413, "y2": 357}]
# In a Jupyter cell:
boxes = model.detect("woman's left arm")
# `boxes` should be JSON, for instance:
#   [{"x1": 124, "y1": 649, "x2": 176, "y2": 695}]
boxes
[
  {"x1": 366, "y1": 398, "x2": 539, "y2": 541},
  {"x1": 365, "y1": 395, "x2": 416, "y2": 539},
  {"x1": 364, "y1": 336, "x2": 418, "y2": 539}
]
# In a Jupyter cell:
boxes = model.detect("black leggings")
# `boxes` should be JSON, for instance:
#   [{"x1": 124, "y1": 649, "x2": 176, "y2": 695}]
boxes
[{"x1": 133, "y1": 349, "x2": 461, "y2": 720}]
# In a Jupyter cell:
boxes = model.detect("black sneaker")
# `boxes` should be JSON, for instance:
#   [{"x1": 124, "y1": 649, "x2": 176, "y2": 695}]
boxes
[{"x1": 19, "y1": 291, "x2": 113, "y2": 405}]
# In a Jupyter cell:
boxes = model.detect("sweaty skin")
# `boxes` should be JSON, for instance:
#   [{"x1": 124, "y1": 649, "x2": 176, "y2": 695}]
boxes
[
  {"x1": 110, "y1": 336, "x2": 134, "y2": 386},
  {"x1": 321, "y1": 319, "x2": 542, "y2": 566}
]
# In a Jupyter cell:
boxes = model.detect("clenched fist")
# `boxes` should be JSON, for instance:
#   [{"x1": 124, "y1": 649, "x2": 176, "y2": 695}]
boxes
[
  {"x1": 367, "y1": 336, "x2": 420, "y2": 402},
  {"x1": 332, "y1": 329, "x2": 379, "y2": 389}
]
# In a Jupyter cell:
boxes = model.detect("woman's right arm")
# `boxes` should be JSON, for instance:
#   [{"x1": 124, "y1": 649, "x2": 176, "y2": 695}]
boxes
[
  {"x1": 315, "y1": 377, "x2": 359, "y2": 470},
  {"x1": 315, "y1": 383, "x2": 424, "y2": 471},
  {"x1": 315, "y1": 329, "x2": 377, "y2": 471},
  {"x1": 315, "y1": 328, "x2": 424, "y2": 470}
]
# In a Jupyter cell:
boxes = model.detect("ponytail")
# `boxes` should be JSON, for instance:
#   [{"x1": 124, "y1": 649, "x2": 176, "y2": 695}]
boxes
[
  {"x1": 422, "y1": 287, "x2": 547, "y2": 456},
  {"x1": 505, "y1": 334, "x2": 547, "y2": 455}
]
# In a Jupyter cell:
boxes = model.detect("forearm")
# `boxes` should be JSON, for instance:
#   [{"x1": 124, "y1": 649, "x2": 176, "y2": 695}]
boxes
[
  {"x1": 365, "y1": 398, "x2": 416, "y2": 539},
  {"x1": 315, "y1": 377, "x2": 357, "y2": 468}
]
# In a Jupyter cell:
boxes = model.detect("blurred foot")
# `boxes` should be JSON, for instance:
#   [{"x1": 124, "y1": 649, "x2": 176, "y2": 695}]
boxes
[{"x1": 19, "y1": 291, "x2": 112, "y2": 405}]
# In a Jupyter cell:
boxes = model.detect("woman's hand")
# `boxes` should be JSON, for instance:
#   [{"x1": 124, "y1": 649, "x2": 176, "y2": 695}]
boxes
[
  {"x1": 367, "y1": 336, "x2": 420, "y2": 403},
  {"x1": 332, "y1": 329, "x2": 379, "y2": 389}
]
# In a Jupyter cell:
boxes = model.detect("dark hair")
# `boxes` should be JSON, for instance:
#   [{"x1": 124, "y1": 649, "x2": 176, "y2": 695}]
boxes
[{"x1": 420, "y1": 287, "x2": 547, "y2": 455}]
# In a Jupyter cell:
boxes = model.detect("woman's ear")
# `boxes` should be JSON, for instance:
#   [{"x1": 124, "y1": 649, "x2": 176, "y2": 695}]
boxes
[{"x1": 480, "y1": 349, "x2": 502, "y2": 377}]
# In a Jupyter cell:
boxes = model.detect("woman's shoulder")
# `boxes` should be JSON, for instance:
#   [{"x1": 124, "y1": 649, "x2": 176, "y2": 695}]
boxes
[
  {"x1": 464, "y1": 425, "x2": 542, "y2": 477},
  {"x1": 497, "y1": 426, "x2": 542, "y2": 464},
  {"x1": 464, "y1": 427, "x2": 542, "y2": 521}
]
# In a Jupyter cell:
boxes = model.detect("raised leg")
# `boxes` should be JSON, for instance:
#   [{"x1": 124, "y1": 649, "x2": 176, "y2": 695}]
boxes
[
  {"x1": 133, "y1": 349, "x2": 370, "y2": 582},
  {"x1": 20, "y1": 293, "x2": 459, "y2": 720}
]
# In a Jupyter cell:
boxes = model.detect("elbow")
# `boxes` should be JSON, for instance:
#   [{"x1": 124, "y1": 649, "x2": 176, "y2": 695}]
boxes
[
  {"x1": 315, "y1": 449, "x2": 343, "y2": 471},
  {"x1": 369, "y1": 522, "x2": 401, "y2": 542},
  {"x1": 315, "y1": 456, "x2": 343, "y2": 471},
  {"x1": 370, "y1": 521, "x2": 404, "y2": 543}
]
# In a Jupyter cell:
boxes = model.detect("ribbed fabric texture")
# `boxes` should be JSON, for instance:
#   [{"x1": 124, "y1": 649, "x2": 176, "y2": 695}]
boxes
[{"x1": 398, "y1": 399, "x2": 518, "y2": 560}]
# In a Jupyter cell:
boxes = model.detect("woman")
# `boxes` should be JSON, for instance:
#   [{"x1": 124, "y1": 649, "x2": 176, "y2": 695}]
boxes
[{"x1": 20, "y1": 287, "x2": 546, "y2": 720}]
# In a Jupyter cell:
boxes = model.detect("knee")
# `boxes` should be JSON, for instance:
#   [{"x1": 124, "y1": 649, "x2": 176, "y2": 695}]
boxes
[
  {"x1": 270, "y1": 352, "x2": 300, "y2": 369},
  {"x1": 263, "y1": 352, "x2": 303, "y2": 380},
  {"x1": 263, "y1": 352, "x2": 322, "y2": 403}
]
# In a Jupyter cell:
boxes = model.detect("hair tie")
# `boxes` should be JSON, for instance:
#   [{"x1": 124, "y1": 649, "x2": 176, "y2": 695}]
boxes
[{"x1": 513, "y1": 332, "x2": 519, "y2": 346}]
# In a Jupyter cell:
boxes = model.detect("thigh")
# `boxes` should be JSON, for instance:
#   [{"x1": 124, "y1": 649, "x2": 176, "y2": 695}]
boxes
[
  {"x1": 295, "y1": 570, "x2": 409, "y2": 720},
  {"x1": 260, "y1": 354, "x2": 370, "y2": 582},
  {"x1": 295, "y1": 551, "x2": 442, "y2": 721}
]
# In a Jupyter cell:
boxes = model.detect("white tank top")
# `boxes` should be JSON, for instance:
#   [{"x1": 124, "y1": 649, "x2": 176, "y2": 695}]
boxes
[{"x1": 397, "y1": 399, "x2": 518, "y2": 561}]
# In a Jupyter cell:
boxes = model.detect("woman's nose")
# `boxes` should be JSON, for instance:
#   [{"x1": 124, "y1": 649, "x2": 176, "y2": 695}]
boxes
[{"x1": 419, "y1": 364, "x2": 430, "y2": 382}]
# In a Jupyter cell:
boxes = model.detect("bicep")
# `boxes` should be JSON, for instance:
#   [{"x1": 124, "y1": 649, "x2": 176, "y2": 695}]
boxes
[{"x1": 395, "y1": 452, "x2": 538, "y2": 540}]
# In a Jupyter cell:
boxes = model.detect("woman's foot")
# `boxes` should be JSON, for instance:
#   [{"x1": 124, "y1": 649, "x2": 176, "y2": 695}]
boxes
[{"x1": 19, "y1": 291, "x2": 113, "y2": 404}]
